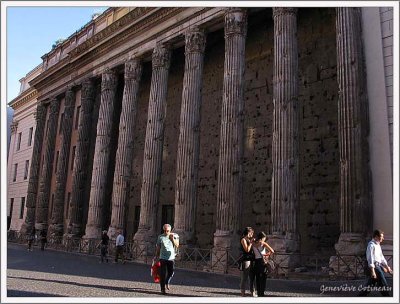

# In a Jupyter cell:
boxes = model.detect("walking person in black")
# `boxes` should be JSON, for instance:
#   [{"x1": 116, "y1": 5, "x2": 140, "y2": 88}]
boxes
[
  {"x1": 39, "y1": 229, "x2": 47, "y2": 251},
  {"x1": 27, "y1": 228, "x2": 36, "y2": 251},
  {"x1": 253, "y1": 231, "x2": 274, "y2": 297},
  {"x1": 239, "y1": 227, "x2": 256, "y2": 297},
  {"x1": 100, "y1": 230, "x2": 109, "y2": 263}
]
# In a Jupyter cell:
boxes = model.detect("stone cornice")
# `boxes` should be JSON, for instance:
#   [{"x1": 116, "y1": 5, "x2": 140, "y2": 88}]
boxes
[
  {"x1": 31, "y1": 7, "x2": 158, "y2": 88},
  {"x1": 8, "y1": 88, "x2": 38, "y2": 110},
  {"x1": 32, "y1": 7, "x2": 216, "y2": 101}
]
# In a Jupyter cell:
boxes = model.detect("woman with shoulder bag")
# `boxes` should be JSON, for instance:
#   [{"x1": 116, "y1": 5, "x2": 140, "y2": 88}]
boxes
[
  {"x1": 253, "y1": 231, "x2": 275, "y2": 297},
  {"x1": 239, "y1": 227, "x2": 256, "y2": 297}
]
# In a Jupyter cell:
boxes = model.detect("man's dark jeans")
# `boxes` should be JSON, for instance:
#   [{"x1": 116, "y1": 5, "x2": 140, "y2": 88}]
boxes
[
  {"x1": 159, "y1": 259, "x2": 175, "y2": 292},
  {"x1": 358, "y1": 265, "x2": 391, "y2": 296}
]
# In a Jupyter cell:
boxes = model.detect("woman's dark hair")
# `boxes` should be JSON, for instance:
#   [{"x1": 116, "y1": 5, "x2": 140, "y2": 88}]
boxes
[
  {"x1": 241, "y1": 227, "x2": 254, "y2": 237},
  {"x1": 256, "y1": 231, "x2": 267, "y2": 241},
  {"x1": 373, "y1": 229, "x2": 384, "y2": 238}
]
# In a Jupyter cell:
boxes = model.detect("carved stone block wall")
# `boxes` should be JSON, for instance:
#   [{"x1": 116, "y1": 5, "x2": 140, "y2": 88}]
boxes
[
  {"x1": 124, "y1": 8, "x2": 340, "y2": 253},
  {"x1": 297, "y1": 8, "x2": 340, "y2": 254},
  {"x1": 196, "y1": 29, "x2": 224, "y2": 247}
]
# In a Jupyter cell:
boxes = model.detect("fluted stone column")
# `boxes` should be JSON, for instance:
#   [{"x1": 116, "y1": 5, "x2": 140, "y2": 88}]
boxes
[
  {"x1": 174, "y1": 27, "x2": 206, "y2": 246},
  {"x1": 333, "y1": 8, "x2": 371, "y2": 256},
  {"x1": 67, "y1": 79, "x2": 96, "y2": 237},
  {"x1": 35, "y1": 98, "x2": 61, "y2": 231},
  {"x1": 20, "y1": 103, "x2": 46, "y2": 235},
  {"x1": 133, "y1": 44, "x2": 171, "y2": 249},
  {"x1": 108, "y1": 58, "x2": 142, "y2": 239},
  {"x1": 213, "y1": 8, "x2": 247, "y2": 254},
  {"x1": 48, "y1": 88, "x2": 76, "y2": 240},
  {"x1": 269, "y1": 8, "x2": 300, "y2": 256},
  {"x1": 84, "y1": 70, "x2": 118, "y2": 239}
]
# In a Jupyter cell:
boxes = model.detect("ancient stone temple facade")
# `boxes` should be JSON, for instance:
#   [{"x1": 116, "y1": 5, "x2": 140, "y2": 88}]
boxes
[{"x1": 9, "y1": 6, "x2": 394, "y2": 270}]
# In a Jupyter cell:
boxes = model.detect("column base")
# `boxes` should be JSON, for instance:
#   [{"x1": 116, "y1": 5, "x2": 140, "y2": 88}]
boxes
[
  {"x1": 172, "y1": 230, "x2": 197, "y2": 262},
  {"x1": 35, "y1": 222, "x2": 48, "y2": 232},
  {"x1": 133, "y1": 227, "x2": 158, "y2": 259},
  {"x1": 20, "y1": 222, "x2": 35, "y2": 236},
  {"x1": 83, "y1": 224, "x2": 102, "y2": 240},
  {"x1": 80, "y1": 235, "x2": 100, "y2": 254},
  {"x1": 211, "y1": 230, "x2": 240, "y2": 273},
  {"x1": 329, "y1": 232, "x2": 367, "y2": 278},
  {"x1": 67, "y1": 223, "x2": 84, "y2": 237},
  {"x1": 172, "y1": 229, "x2": 196, "y2": 246},
  {"x1": 48, "y1": 224, "x2": 64, "y2": 241},
  {"x1": 267, "y1": 232, "x2": 300, "y2": 272},
  {"x1": 381, "y1": 233, "x2": 393, "y2": 257}
]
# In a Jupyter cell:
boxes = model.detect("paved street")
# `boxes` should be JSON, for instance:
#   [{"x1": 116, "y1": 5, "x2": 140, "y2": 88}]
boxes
[{"x1": 7, "y1": 243, "x2": 392, "y2": 298}]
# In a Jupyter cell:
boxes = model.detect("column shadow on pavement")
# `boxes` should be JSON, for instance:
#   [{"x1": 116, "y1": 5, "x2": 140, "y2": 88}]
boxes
[
  {"x1": 7, "y1": 275, "x2": 200, "y2": 297},
  {"x1": 7, "y1": 244, "x2": 238, "y2": 291}
]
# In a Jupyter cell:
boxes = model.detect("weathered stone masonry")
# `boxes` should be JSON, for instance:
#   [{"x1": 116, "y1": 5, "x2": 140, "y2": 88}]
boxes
[{"x1": 21, "y1": 7, "x2": 388, "y2": 263}]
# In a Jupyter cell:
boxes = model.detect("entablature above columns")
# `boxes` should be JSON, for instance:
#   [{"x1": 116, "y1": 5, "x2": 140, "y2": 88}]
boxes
[{"x1": 30, "y1": 7, "x2": 235, "y2": 101}]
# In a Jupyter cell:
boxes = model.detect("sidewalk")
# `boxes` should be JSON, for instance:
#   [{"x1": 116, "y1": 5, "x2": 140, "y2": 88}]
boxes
[{"x1": 7, "y1": 243, "x2": 393, "y2": 298}]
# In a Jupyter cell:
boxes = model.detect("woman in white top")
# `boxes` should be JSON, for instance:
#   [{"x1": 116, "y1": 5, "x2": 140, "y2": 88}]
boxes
[{"x1": 253, "y1": 231, "x2": 274, "y2": 297}]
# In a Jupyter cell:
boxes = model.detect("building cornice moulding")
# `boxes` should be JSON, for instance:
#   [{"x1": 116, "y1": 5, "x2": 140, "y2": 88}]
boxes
[
  {"x1": 9, "y1": 88, "x2": 38, "y2": 110},
  {"x1": 33, "y1": 7, "x2": 221, "y2": 101}
]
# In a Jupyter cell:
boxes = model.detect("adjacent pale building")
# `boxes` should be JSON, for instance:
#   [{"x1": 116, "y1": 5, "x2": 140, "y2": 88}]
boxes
[{"x1": 7, "y1": 64, "x2": 42, "y2": 231}]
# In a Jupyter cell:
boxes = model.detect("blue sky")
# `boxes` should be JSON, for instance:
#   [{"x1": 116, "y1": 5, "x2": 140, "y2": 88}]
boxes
[{"x1": 7, "y1": 6, "x2": 108, "y2": 104}]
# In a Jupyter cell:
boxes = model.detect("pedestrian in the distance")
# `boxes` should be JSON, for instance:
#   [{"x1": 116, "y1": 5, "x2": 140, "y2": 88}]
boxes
[
  {"x1": 114, "y1": 230, "x2": 125, "y2": 264},
  {"x1": 40, "y1": 229, "x2": 47, "y2": 251},
  {"x1": 155, "y1": 223, "x2": 179, "y2": 295},
  {"x1": 27, "y1": 228, "x2": 36, "y2": 251},
  {"x1": 100, "y1": 230, "x2": 109, "y2": 263},
  {"x1": 358, "y1": 229, "x2": 393, "y2": 296}
]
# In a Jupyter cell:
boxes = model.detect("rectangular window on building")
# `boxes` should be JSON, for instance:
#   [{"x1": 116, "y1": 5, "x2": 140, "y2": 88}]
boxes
[
  {"x1": 13, "y1": 163, "x2": 18, "y2": 182},
  {"x1": 54, "y1": 151, "x2": 59, "y2": 173},
  {"x1": 28, "y1": 127, "x2": 33, "y2": 146},
  {"x1": 161, "y1": 205, "x2": 174, "y2": 233},
  {"x1": 70, "y1": 146, "x2": 76, "y2": 171},
  {"x1": 59, "y1": 112, "x2": 64, "y2": 134},
  {"x1": 75, "y1": 106, "x2": 81, "y2": 129},
  {"x1": 133, "y1": 206, "x2": 141, "y2": 234},
  {"x1": 8, "y1": 198, "x2": 14, "y2": 230},
  {"x1": 17, "y1": 132, "x2": 22, "y2": 151},
  {"x1": 19, "y1": 197, "x2": 25, "y2": 219},
  {"x1": 24, "y1": 160, "x2": 29, "y2": 180},
  {"x1": 9, "y1": 198, "x2": 14, "y2": 217},
  {"x1": 65, "y1": 192, "x2": 71, "y2": 219}
]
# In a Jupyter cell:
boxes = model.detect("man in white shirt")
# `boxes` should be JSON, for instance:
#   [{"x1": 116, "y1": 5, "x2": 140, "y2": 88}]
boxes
[
  {"x1": 114, "y1": 230, "x2": 125, "y2": 264},
  {"x1": 358, "y1": 229, "x2": 393, "y2": 296}
]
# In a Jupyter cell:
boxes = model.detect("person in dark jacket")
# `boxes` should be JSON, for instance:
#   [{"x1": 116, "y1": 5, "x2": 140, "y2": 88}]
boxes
[
  {"x1": 40, "y1": 229, "x2": 47, "y2": 251},
  {"x1": 100, "y1": 230, "x2": 109, "y2": 263},
  {"x1": 239, "y1": 227, "x2": 256, "y2": 297}
]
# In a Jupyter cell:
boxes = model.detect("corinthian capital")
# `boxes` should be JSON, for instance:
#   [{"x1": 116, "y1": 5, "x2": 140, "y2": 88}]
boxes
[
  {"x1": 81, "y1": 78, "x2": 95, "y2": 97},
  {"x1": 224, "y1": 8, "x2": 247, "y2": 37},
  {"x1": 49, "y1": 98, "x2": 60, "y2": 115},
  {"x1": 185, "y1": 27, "x2": 206, "y2": 54},
  {"x1": 152, "y1": 43, "x2": 171, "y2": 69},
  {"x1": 101, "y1": 69, "x2": 118, "y2": 91},
  {"x1": 33, "y1": 103, "x2": 45, "y2": 122},
  {"x1": 125, "y1": 58, "x2": 142, "y2": 81},
  {"x1": 272, "y1": 7, "x2": 298, "y2": 19}
]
